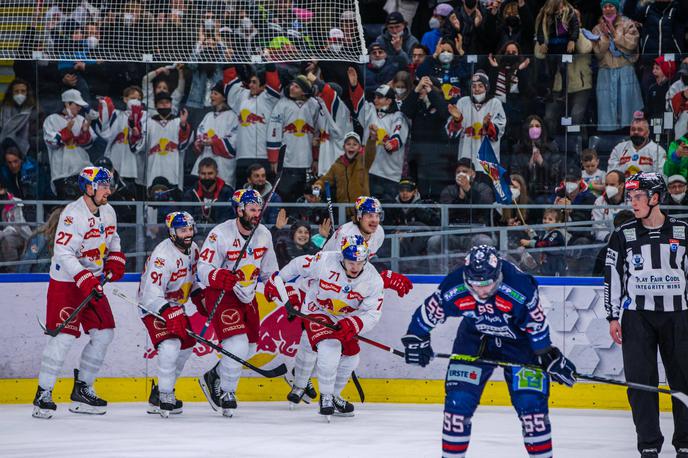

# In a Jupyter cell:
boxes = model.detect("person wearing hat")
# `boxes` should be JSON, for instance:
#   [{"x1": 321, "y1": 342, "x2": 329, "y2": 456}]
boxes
[
  {"x1": 348, "y1": 67, "x2": 410, "y2": 202},
  {"x1": 364, "y1": 42, "x2": 409, "y2": 100},
  {"x1": 446, "y1": 70, "x2": 506, "y2": 171},
  {"x1": 644, "y1": 56, "x2": 677, "y2": 120},
  {"x1": 592, "y1": 0, "x2": 643, "y2": 131},
  {"x1": 373, "y1": 11, "x2": 420, "y2": 59},
  {"x1": 421, "y1": 3, "x2": 453, "y2": 53},
  {"x1": 43, "y1": 89, "x2": 95, "y2": 198},
  {"x1": 145, "y1": 92, "x2": 191, "y2": 189},
  {"x1": 313, "y1": 131, "x2": 377, "y2": 209},
  {"x1": 663, "y1": 174, "x2": 688, "y2": 213},
  {"x1": 266, "y1": 74, "x2": 319, "y2": 202},
  {"x1": 384, "y1": 177, "x2": 439, "y2": 228},
  {"x1": 191, "y1": 80, "x2": 239, "y2": 188},
  {"x1": 96, "y1": 85, "x2": 146, "y2": 198}
]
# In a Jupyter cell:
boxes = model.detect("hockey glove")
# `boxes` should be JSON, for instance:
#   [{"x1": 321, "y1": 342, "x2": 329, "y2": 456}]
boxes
[
  {"x1": 537, "y1": 346, "x2": 577, "y2": 387},
  {"x1": 190, "y1": 288, "x2": 207, "y2": 316},
  {"x1": 74, "y1": 269, "x2": 104, "y2": 299},
  {"x1": 381, "y1": 270, "x2": 413, "y2": 297},
  {"x1": 160, "y1": 305, "x2": 189, "y2": 339},
  {"x1": 335, "y1": 316, "x2": 363, "y2": 341},
  {"x1": 401, "y1": 334, "x2": 433, "y2": 367},
  {"x1": 263, "y1": 272, "x2": 281, "y2": 303},
  {"x1": 284, "y1": 286, "x2": 304, "y2": 322},
  {"x1": 104, "y1": 251, "x2": 126, "y2": 282},
  {"x1": 208, "y1": 268, "x2": 238, "y2": 291}
]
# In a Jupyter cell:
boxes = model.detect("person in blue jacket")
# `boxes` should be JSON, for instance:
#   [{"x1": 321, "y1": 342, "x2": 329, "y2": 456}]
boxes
[{"x1": 402, "y1": 245, "x2": 576, "y2": 458}]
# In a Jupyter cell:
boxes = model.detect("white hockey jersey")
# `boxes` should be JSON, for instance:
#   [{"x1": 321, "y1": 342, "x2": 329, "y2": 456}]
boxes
[
  {"x1": 316, "y1": 84, "x2": 353, "y2": 175},
  {"x1": 43, "y1": 112, "x2": 95, "y2": 182},
  {"x1": 223, "y1": 66, "x2": 281, "y2": 160},
  {"x1": 138, "y1": 238, "x2": 201, "y2": 315},
  {"x1": 323, "y1": 221, "x2": 385, "y2": 258},
  {"x1": 267, "y1": 97, "x2": 320, "y2": 168},
  {"x1": 96, "y1": 103, "x2": 147, "y2": 181},
  {"x1": 145, "y1": 115, "x2": 192, "y2": 187},
  {"x1": 192, "y1": 108, "x2": 239, "y2": 188},
  {"x1": 607, "y1": 140, "x2": 667, "y2": 177},
  {"x1": 197, "y1": 219, "x2": 278, "y2": 303},
  {"x1": 279, "y1": 251, "x2": 384, "y2": 333},
  {"x1": 49, "y1": 196, "x2": 121, "y2": 282},
  {"x1": 350, "y1": 85, "x2": 409, "y2": 182},
  {"x1": 445, "y1": 96, "x2": 506, "y2": 171}
]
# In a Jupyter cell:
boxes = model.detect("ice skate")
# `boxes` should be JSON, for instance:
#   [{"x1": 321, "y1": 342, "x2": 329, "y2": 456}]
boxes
[
  {"x1": 69, "y1": 369, "x2": 107, "y2": 415},
  {"x1": 158, "y1": 391, "x2": 177, "y2": 419},
  {"x1": 284, "y1": 368, "x2": 317, "y2": 404},
  {"x1": 333, "y1": 396, "x2": 354, "y2": 417},
  {"x1": 220, "y1": 391, "x2": 237, "y2": 417},
  {"x1": 199, "y1": 362, "x2": 222, "y2": 412},
  {"x1": 287, "y1": 385, "x2": 305, "y2": 410},
  {"x1": 319, "y1": 394, "x2": 334, "y2": 422},
  {"x1": 640, "y1": 449, "x2": 658, "y2": 458},
  {"x1": 32, "y1": 386, "x2": 56, "y2": 419},
  {"x1": 147, "y1": 381, "x2": 182, "y2": 415}
]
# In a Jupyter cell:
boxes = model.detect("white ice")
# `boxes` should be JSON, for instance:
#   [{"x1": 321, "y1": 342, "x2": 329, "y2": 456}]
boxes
[{"x1": 0, "y1": 403, "x2": 675, "y2": 457}]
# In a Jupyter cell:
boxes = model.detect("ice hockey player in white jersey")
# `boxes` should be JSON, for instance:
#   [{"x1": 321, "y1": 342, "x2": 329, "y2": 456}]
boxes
[
  {"x1": 137, "y1": 211, "x2": 204, "y2": 417},
  {"x1": 95, "y1": 86, "x2": 147, "y2": 186},
  {"x1": 191, "y1": 81, "x2": 239, "y2": 188},
  {"x1": 33, "y1": 167, "x2": 126, "y2": 419},
  {"x1": 264, "y1": 235, "x2": 384, "y2": 419},
  {"x1": 196, "y1": 189, "x2": 278, "y2": 416}
]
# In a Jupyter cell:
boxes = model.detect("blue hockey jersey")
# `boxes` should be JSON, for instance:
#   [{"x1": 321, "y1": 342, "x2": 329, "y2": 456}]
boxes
[{"x1": 406, "y1": 260, "x2": 552, "y2": 354}]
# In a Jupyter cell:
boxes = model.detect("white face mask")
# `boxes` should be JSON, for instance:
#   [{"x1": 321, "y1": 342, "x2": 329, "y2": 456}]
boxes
[
  {"x1": 87, "y1": 36, "x2": 99, "y2": 49},
  {"x1": 12, "y1": 94, "x2": 26, "y2": 106},
  {"x1": 126, "y1": 98, "x2": 141, "y2": 110},
  {"x1": 439, "y1": 51, "x2": 453, "y2": 64},
  {"x1": 394, "y1": 87, "x2": 407, "y2": 97},
  {"x1": 472, "y1": 92, "x2": 485, "y2": 103},
  {"x1": 510, "y1": 187, "x2": 520, "y2": 200},
  {"x1": 672, "y1": 192, "x2": 686, "y2": 203},
  {"x1": 330, "y1": 43, "x2": 343, "y2": 53},
  {"x1": 429, "y1": 17, "x2": 441, "y2": 30},
  {"x1": 565, "y1": 182, "x2": 579, "y2": 194},
  {"x1": 371, "y1": 58, "x2": 386, "y2": 69},
  {"x1": 605, "y1": 185, "x2": 619, "y2": 199}
]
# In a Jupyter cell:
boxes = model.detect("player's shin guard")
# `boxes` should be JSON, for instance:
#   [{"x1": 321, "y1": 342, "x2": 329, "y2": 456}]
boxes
[
  {"x1": 175, "y1": 347, "x2": 193, "y2": 379},
  {"x1": 519, "y1": 413, "x2": 553, "y2": 457},
  {"x1": 78, "y1": 328, "x2": 114, "y2": 385},
  {"x1": 334, "y1": 354, "x2": 359, "y2": 396},
  {"x1": 315, "y1": 340, "x2": 342, "y2": 396},
  {"x1": 217, "y1": 333, "x2": 249, "y2": 412},
  {"x1": 157, "y1": 339, "x2": 181, "y2": 394},
  {"x1": 442, "y1": 411, "x2": 472, "y2": 458},
  {"x1": 38, "y1": 333, "x2": 76, "y2": 390},
  {"x1": 293, "y1": 332, "x2": 317, "y2": 390}
]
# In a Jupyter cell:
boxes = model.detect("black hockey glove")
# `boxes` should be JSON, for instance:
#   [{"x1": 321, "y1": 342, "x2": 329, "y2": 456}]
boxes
[
  {"x1": 537, "y1": 346, "x2": 577, "y2": 387},
  {"x1": 401, "y1": 334, "x2": 433, "y2": 367}
]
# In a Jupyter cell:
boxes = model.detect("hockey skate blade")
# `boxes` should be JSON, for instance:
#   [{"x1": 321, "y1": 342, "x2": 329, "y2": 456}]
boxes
[
  {"x1": 333, "y1": 411, "x2": 355, "y2": 418},
  {"x1": 159, "y1": 410, "x2": 170, "y2": 419},
  {"x1": 147, "y1": 404, "x2": 182, "y2": 415},
  {"x1": 198, "y1": 378, "x2": 220, "y2": 412},
  {"x1": 288, "y1": 402, "x2": 298, "y2": 411},
  {"x1": 221, "y1": 408, "x2": 234, "y2": 418},
  {"x1": 324, "y1": 415, "x2": 331, "y2": 423},
  {"x1": 32, "y1": 406, "x2": 54, "y2": 419},
  {"x1": 69, "y1": 401, "x2": 106, "y2": 415}
]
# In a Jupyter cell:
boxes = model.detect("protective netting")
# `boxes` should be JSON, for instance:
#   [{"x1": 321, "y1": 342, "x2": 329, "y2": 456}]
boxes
[{"x1": 0, "y1": 0, "x2": 367, "y2": 64}]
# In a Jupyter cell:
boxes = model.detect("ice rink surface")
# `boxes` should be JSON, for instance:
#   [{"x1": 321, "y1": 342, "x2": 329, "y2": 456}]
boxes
[{"x1": 0, "y1": 402, "x2": 675, "y2": 457}]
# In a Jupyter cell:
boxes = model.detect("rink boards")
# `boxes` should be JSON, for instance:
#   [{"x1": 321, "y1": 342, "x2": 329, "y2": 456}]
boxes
[{"x1": 0, "y1": 274, "x2": 671, "y2": 410}]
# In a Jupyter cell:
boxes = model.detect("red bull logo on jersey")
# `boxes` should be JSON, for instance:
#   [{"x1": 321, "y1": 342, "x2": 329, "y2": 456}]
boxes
[
  {"x1": 464, "y1": 122, "x2": 485, "y2": 140},
  {"x1": 317, "y1": 297, "x2": 355, "y2": 315},
  {"x1": 236, "y1": 264, "x2": 259, "y2": 286},
  {"x1": 240, "y1": 109, "x2": 266, "y2": 127},
  {"x1": 154, "y1": 257, "x2": 165, "y2": 268},
  {"x1": 148, "y1": 138, "x2": 178, "y2": 156},
  {"x1": 114, "y1": 127, "x2": 129, "y2": 145},
  {"x1": 283, "y1": 119, "x2": 315, "y2": 137},
  {"x1": 441, "y1": 83, "x2": 461, "y2": 100},
  {"x1": 63, "y1": 216, "x2": 73, "y2": 226}
]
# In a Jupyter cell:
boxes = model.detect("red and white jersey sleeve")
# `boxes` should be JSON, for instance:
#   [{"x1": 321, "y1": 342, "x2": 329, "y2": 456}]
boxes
[
  {"x1": 290, "y1": 251, "x2": 384, "y2": 334},
  {"x1": 98, "y1": 108, "x2": 147, "y2": 181},
  {"x1": 138, "y1": 239, "x2": 200, "y2": 314},
  {"x1": 192, "y1": 109, "x2": 239, "y2": 187},
  {"x1": 49, "y1": 197, "x2": 121, "y2": 282},
  {"x1": 198, "y1": 219, "x2": 278, "y2": 288},
  {"x1": 322, "y1": 221, "x2": 385, "y2": 258},
  {"x1": 43, "y1": 113, "x2": 94, "y2": 182}
]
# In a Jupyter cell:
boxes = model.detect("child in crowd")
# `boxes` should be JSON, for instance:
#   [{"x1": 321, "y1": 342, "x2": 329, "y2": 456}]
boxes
[
  {"x1": 520, "y1": 208, "x2": 568, "y2": 276},
  {"x1": 580, "y1": 149, "x2": 605, "y2": 197}
]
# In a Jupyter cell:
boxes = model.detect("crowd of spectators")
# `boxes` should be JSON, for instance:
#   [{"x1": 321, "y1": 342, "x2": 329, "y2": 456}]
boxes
[{"x1": 0, "y1": 0, "x2": 687, "y2": 276}]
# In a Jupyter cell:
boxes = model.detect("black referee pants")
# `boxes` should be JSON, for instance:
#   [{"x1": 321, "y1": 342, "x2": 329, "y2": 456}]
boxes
[{"x1": 622, "y1": 310, "x2": 688, "y2": 453}]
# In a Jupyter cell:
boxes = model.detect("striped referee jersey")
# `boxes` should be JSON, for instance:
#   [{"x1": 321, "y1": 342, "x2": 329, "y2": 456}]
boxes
[{"x1": 604, "y1": 215, "x2": 688, "y2": 320}]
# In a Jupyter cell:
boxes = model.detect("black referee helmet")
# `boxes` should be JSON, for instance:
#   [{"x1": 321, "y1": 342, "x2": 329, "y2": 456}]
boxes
[{"x1": 625, "y1": 172, "x2": 667, "y2": 202}]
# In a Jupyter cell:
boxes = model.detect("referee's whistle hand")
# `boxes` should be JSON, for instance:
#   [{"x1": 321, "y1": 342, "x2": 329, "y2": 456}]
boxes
[{"x1": 609, "y1": 320, "x2": 622, "y2": 345}]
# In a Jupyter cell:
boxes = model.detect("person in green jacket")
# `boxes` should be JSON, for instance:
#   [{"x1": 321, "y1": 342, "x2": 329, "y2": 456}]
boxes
[{"x1": 663, "y1": 135, "x2": 688, "y2": 179}]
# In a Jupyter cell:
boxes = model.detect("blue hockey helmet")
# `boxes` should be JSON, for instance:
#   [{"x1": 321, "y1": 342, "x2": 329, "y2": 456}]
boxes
[
  {"x1": 232, "y1": 188, "x2": 263, "y2": 209},
  {"x1": 463, "y1": 245, "x2": 502, "y2": 300},
  {"x1": 78, "y1": 166, "x2": 112, "y2": 193},
  {"x1": 341, "y1": 235, "x2": 370, "y2": 262},
  {"x1": 165, "y1": 211, "x2": 196, "y2": 249},
  {"x1": 355, "y1": 196, "x2": 383, "y2": 221}
]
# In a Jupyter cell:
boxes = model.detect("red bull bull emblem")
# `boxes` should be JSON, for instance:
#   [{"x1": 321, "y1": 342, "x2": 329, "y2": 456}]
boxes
[{"x1": 240, "y1": 109, "x2": 267, "y2": 127}]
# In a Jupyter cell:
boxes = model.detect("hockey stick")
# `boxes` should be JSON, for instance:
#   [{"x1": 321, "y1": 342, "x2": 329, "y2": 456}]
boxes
[
  {"x1": 450, "y1": 354, "x2": 688, "y2": 407},
  {"x1": 111, "y1": 288, "x2": 287, "y2": 379},
  {"x1": 43, "y1": 273, "x2": 112, "y2": 337},
  {"x1": 323, "y1": 181, "x2": 336, "y2": 245},
  {"x1": 199, "y1": 170, "x2": 283, "y2": 337}
]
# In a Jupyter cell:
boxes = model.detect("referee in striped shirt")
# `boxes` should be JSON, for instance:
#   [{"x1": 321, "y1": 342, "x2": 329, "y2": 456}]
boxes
[{"x1": 605, "y1": 172, "x2": 688, "y2": 458}]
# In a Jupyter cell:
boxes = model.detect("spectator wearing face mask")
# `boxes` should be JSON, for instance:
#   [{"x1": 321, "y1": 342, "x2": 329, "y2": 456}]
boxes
[
  {"x1": 591, "y1": 170, "x2": 625, "y2": 242},
  {"x1": 95, "y1": 85, "x2": 147, "y2": 195},
  {"x1": 663, "y1": 135, "x2": 688, "y2": 182},
  {"x1": 141, "y1": 64, "x2": 186, "y2": 117},
  {"x1": 349, "y1": 69, "x2": 409, "y2": 203},
  {"x1": 552, "y1": 167, "x2": 596, "y2": 241},
  {"x1": 421, "y1": 3, "x2": 454, "y2": 54},
  {"x1": 663, "y1": 175, "x2": 688, "y2": 218},
  {"x1": 183, "y1": 157, "x2": 235, "y2": 227},
  {"x1": 417, "y1": 38, "x2": 470, "y2": 104},
  {"x1": 607, "y1": 115, "x2": 666, "y2": 177},
  {"x1": 365, "y1": 42, "x2": 409, "y2": 100},
  {"x1": 491, "y1": 0, "x2": 535, "y2": 54},
  {"x1": 446, "y1": 71, "x2": 506, "y2": 172},
  {"x1": 43, "y1": 89, "x2": 95, "y2": 198},
  {"x1": 374, "y1": 12, "x2": 419, "y2": 60},
  {"x1": 0, "y1": 78, "x2": 43, "y2": 161}
]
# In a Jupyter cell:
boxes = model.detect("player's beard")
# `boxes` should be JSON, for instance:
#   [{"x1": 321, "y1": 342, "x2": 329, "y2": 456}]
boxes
[{"x1": 239, "y1": 214, "x2": 259, "y2": 231}]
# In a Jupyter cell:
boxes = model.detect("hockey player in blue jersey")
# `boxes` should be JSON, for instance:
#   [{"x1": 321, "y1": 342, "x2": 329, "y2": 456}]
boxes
[{"x1": 402, "y1": 245, "x2": 576, "y2": 458}]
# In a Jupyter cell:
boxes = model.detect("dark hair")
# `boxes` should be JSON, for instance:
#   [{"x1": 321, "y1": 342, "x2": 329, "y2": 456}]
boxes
[
  {"x1": 543, "y1": 208, "x2": 564, "y2": 222},
  {"x1": 456, "y1": 158, "x2": 474, "y2": 171},
  {"x1": 613, "y1": 210, "x2": 635, "y2": 227},
  {"x1": 437, "y1": 38, "x2": 459, "y2": 56},
  {"x1": 581, "y1": 148, "x2": 598, "y2": 162},
  {"x1": 3, "y1": 78, "x2": 36, "y2": 108},
  {"x1": 123, "y1": 85, "x2": 143, "y2": 99},
  {"x1": 199, "y1": 157, "x2": 218, "y2": 171},
  {"x1": 410, "y1": 43, "x2": 429, "y2": 55},
  {"x1": 606, "y1": 170, "x2": 624, "y2": 185},
  {"x1": 247, "y1": 163, "x2": 266, "y2": 176}
]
